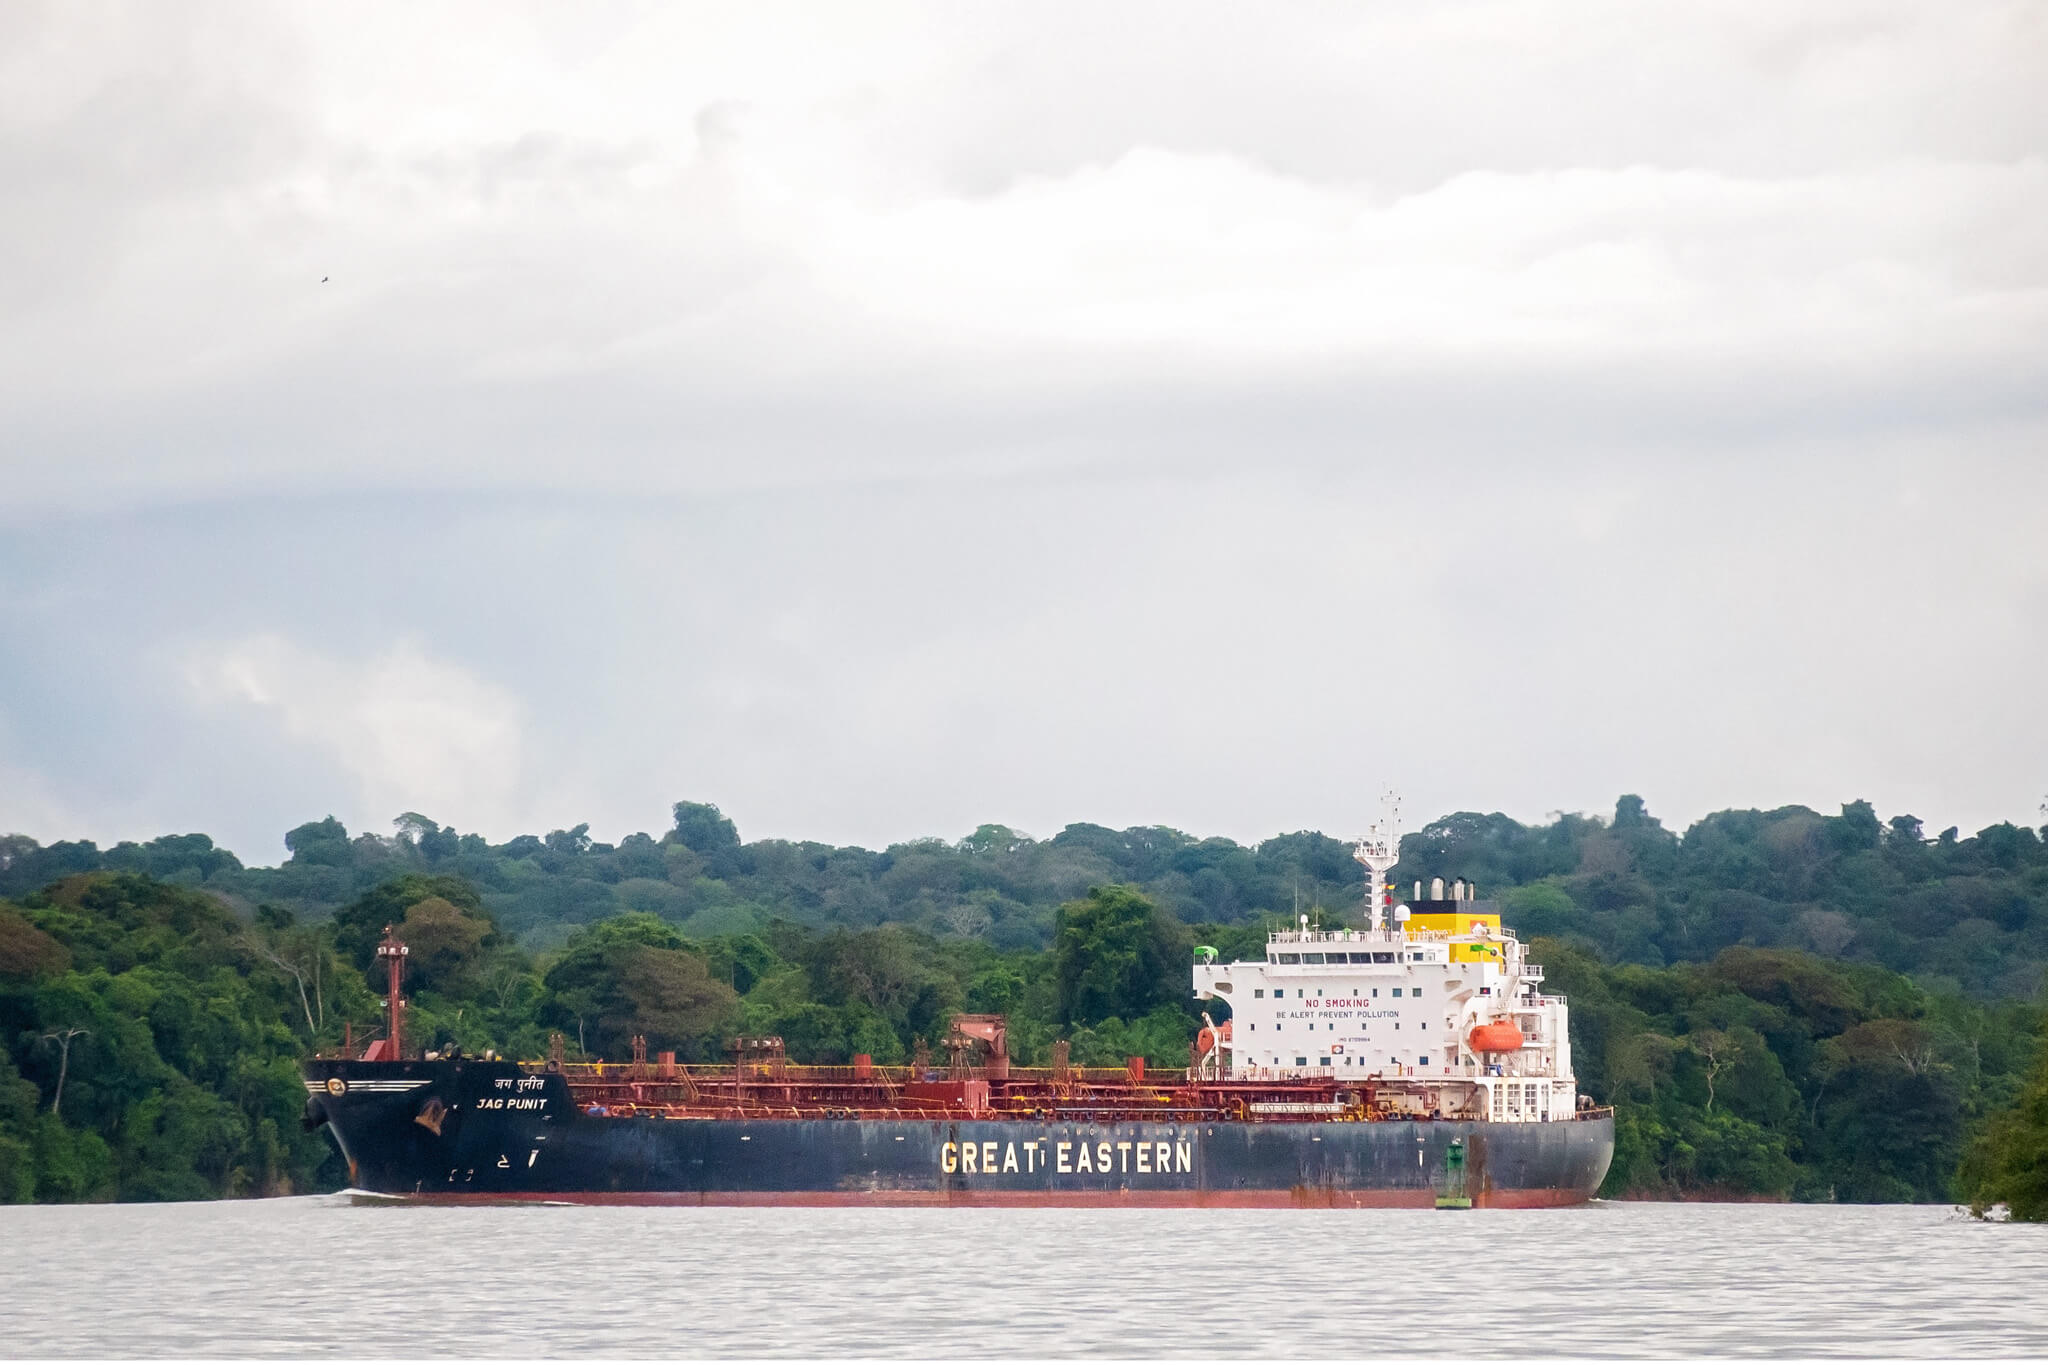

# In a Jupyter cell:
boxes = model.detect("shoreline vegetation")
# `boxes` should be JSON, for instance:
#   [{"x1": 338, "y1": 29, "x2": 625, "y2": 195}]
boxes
[{"x1": 1, "y1": 796, "x2": 2044, "y2": 1214}]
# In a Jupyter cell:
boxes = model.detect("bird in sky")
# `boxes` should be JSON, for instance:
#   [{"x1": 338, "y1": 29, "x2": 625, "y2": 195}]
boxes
[{"x1": 321, "y1": 276, "x2": 329, "y2": 283}]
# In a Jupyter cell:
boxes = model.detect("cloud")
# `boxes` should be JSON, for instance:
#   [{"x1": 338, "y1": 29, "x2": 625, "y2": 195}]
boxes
[
  {"x1": 0, "y1": 759, "x2": 88, "y2": 842},
  {"x1": 185, "y1": 636, "x2": 528, "y2": 835},
  {"x1": 0, "y1": 3, "x2": 2042, "y2": 859},
  {"x1": 0, "y1": 2, "x2": 2041, "y2": 511}
]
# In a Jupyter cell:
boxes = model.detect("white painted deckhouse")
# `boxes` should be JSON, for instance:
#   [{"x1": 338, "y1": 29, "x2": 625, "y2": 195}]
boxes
[{"x1": 1191, "y1": 806, "x2": 1583, "y2": 1124}]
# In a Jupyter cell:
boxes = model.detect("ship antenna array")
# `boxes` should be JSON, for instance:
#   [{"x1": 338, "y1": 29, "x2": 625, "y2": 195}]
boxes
[{"x1": 1352, "y1": 790, "x2": 1402, "y2": 933}]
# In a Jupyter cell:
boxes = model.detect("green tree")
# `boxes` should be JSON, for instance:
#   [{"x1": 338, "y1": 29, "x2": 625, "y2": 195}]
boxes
[
  {"x1": 0, "y1": 907, "x2": 71, "y2": 979},
  {"x1": 669, "y1": 802, "x2": 740, "y2": 856},
  {"x1": 1960, "y1": 1021, "x2": 2048, "y2": 1219},
  {"x1": 282, "y1": 817, "x2": 352, "y2": 868},
  {"x1": 397, "y1": 896, "x2": 493, "y2": 994},
  {"x1": 328, "y1": 874, "x2": 486, "y2": 978},
  {"x1": 541, "y1": 915, "x2": 739, "y2": 1060},
  {"x1": 1054, "y1": 885, "x2": 1189, "y2": 1028}
]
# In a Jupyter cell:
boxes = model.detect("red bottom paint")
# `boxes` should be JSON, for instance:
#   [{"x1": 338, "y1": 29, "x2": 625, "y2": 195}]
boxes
[{"x1": 351, "y1": 1187, "x2": 1592, "y2": 1209}]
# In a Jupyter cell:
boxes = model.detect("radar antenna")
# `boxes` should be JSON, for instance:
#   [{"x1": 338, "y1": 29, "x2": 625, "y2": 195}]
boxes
[{"x1": 1352, "y1": 790, "x2": 1402, "y2": 933}]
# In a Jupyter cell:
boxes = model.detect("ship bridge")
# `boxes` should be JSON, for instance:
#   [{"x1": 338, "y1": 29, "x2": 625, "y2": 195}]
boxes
[{"x1": 1192, "y1": 878, "x2": 1580, "y2": 1124}]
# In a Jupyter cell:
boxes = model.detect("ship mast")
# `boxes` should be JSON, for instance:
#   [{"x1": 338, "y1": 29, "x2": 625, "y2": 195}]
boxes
[
  {"x1": 1352, "y1": 791, "x2": 1402, "y2": 933},
  {"x1": 376, "y1": 924, "x2": 409, "y2": 1060}
]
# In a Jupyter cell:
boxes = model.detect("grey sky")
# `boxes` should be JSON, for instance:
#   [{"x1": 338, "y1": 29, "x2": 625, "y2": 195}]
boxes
[{"x1": 2, "y1": 2, "x2": 2044, "y2": 862}]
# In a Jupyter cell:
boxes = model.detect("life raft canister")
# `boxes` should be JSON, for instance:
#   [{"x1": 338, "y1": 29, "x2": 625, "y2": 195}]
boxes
[{"x1": 1468, "y1": 1022, "x2": 1526, "y2": 1053}]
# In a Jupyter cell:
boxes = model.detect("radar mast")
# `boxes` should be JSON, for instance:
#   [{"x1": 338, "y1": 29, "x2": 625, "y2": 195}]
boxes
[{"x1": 1352, "y1": 791, "x2": 1402, "y2": 932}]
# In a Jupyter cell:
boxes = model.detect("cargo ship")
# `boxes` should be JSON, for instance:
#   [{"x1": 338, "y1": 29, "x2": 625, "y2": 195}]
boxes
[{"x1": 303, "y1": 816, "x2": 1613, "y2": 1206}]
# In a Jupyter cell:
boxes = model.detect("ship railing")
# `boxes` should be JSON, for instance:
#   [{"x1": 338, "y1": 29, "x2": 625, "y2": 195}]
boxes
[
  {"x1": 553, "y1": 1061, "x2": 905, "y2": 1080},
  {"x1": 1264, "y1": 926, "x2": 1514, "y2": 946},
  {"x1": 1268, "y1": 927, "x2": 1454, "y2": 943},
  {"x1": 314, "y1": 1032, "x2": 381, "y2": 1061},
  {"x1": 544, "y1": 1061, "x2": 1207, "y2": 1089},
  {"x1": 1265, "y1": 928, "x2": 1411, "y2": 945},
  {"x1": 1262, "y1": 928, "x2": 1479, "y2": 956}
]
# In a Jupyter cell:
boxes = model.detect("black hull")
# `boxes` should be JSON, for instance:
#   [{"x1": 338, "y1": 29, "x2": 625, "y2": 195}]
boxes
[{"x1": 304, "y1": 1060, "x2": 1613, "y2": 1208}]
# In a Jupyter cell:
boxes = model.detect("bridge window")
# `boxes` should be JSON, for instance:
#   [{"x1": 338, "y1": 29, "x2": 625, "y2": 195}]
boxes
[
  {"x1": 1302, "y1": 953, "x2": 1325, "y2": 964},
  {"x1": 1373, "y1": 952, "x2": 1395, "y2": 963},
  {"x1": 1277, "y1": 954, "x2": 1300, "y2": 964},
  {"x1": 1348, "y1": 952, "x2": 1374, "y2": 963}
]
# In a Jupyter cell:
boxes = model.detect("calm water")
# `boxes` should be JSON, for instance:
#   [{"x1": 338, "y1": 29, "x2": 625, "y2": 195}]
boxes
[{"x1": 2, "y1": 1199, "x2": 2045, "y2": 1357}]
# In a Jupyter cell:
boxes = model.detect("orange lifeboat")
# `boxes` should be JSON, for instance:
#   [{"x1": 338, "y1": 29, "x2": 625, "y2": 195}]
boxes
[
  {"x1": 1468, "y1": 1022, "x2": 1525, "y2": 1053},
  {"x1": 1196, "y1": 1020, "x2": 1234, "y2": 1056}
]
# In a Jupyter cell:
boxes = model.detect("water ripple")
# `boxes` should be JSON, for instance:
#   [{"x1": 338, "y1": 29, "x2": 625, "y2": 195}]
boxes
[{"x1": 1, "y1": 1199, "x2": 2045, "y2": 1357}]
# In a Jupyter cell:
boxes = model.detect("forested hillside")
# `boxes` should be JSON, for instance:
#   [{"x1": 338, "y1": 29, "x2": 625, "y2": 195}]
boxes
[
  {"x1": 0, "y1": 876, "x2": 353, "y2": 1201},
  {"x1": 4, "y1": 794, "x2": 2045, "y2": 998},
  {"x1": 2, "y1": 794, "x2": 2045, "y2": 1208}
]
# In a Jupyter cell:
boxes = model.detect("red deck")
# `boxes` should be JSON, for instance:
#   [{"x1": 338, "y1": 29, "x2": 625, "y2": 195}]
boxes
[
  {"x1": 550, "y1": 1057, "x2": 1610, "y2": 1129},
  {"x1": 555, "y1": 1057, "x2": 1379, "y2": 1123}
]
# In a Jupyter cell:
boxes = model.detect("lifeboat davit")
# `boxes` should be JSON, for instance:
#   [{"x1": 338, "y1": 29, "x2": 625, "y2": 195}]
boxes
[
  {"x1": 1468, "y1": 1022, "x2": 1525, "y2": 1053},
  {"x1": 1196, "y1": 1020, "x2": 1234, "y2": 1056}
]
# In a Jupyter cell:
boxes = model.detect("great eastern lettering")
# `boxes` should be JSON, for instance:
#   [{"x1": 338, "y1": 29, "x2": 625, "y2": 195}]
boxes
[{"x1": 939, "y1": 1137, "x2": 1193, "y2": 1176}]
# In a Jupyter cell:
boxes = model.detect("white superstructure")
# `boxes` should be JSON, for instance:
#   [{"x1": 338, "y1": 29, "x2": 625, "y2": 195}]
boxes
[{"x1": 1191, "y1": 879, "x2": 1582, "y2": 1123}]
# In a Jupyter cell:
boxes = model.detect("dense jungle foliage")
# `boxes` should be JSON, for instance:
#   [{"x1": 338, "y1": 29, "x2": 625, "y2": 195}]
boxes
[
  {"x1": 4, "y1": 795, "x2": 2044, "y2": 999},
  {"x1": 2, "y1": 795, "x2": 2045, "y2": 1210}
]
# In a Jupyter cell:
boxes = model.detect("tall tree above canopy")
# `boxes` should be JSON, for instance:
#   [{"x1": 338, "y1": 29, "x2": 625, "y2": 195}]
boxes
[
  {"x1": 669, "y1": 802, "x2": 739, "y2": 855},
  {"x1": 1831, "y1": 800, "x2": 1883, "y2": 853},
  {"x1": 282, "y1": 817, "x2": 352, "y2": 868},
  {"x1": 1613, "y1": 794, "x2": 1653, "y2": 829},
  {"x1": 959, "y1": 824, "x2": 1032, "y2": 856},
  {"x1": 392, "y1": 813, "x2": 460, "y2": 861}
]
